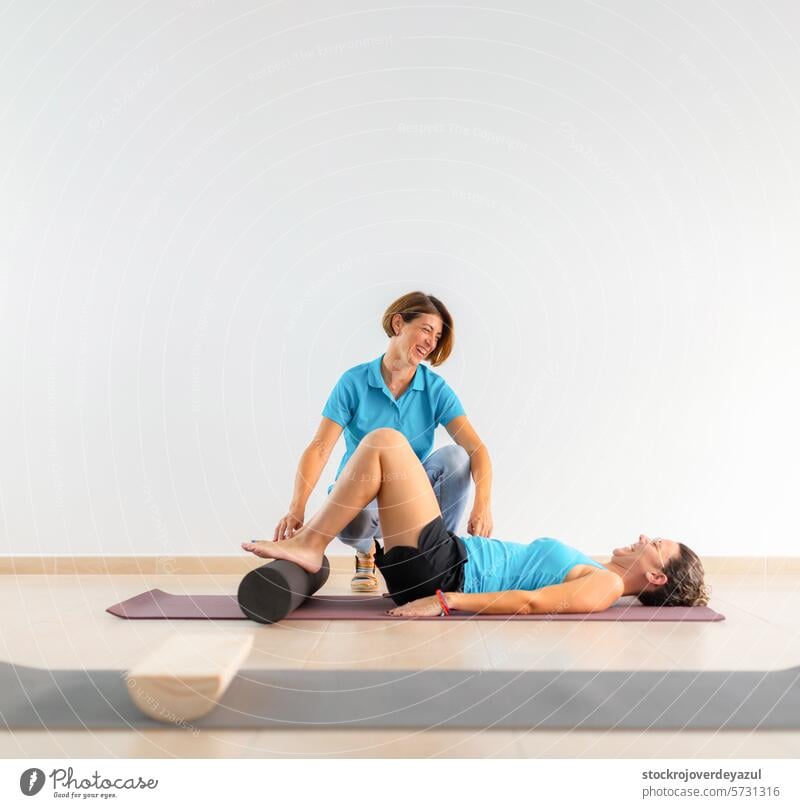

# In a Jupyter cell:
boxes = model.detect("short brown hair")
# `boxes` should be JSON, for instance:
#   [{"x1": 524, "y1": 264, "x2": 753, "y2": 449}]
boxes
[
  {"x1": 381, "y1": 292, "x2": 454, "y2": 367},
  {"x1": 637, "y1": 543, "x2": 710, "y2": 607}
]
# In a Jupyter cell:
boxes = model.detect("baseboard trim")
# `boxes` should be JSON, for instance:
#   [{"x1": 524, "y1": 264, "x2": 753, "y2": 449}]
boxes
[{"x1": 1, "y1": 555, "x2": 799, "y2": 575}]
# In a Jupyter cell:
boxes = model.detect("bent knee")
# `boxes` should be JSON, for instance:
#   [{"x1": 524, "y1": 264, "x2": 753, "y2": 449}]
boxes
[
  {"x1": 437, "y1": 444, "x2": 470, "y2": 465},
  {"x1": 434, "y1": 444, "x2": 471, "y2": 474},
  {"x1": 338, "y1": 508, "x2": 377, "y2": 541},
  {"x1": 363, "y1": 427, "x2": 409, "y2": 448}
]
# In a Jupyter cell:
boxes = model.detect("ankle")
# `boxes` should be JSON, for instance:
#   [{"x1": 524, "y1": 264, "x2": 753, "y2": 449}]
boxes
[{"x1": 299, "y1": 527, "x2": 330, "y2": 553}]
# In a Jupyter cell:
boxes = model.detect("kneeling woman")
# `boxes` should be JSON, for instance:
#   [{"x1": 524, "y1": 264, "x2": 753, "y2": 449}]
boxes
[{"x1": 242, "y1": 428, "x2": 709, "y2": 615}]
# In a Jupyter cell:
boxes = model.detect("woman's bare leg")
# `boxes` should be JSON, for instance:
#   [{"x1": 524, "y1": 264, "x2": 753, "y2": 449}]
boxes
[{"x1": 242, "y1": 428, "x2": 441, "y2": 571}]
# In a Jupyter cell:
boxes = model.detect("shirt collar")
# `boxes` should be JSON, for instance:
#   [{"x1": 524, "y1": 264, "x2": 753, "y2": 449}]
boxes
[{"x1": 368, "y1": 354, "x2": 426, "y2": 391}]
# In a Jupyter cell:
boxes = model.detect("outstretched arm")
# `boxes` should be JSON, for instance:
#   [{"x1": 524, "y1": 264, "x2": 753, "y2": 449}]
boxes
[
  {"x1": 387, "y1": 571, "x2": 623, "y2": 616},
  {"x1": 275, "y1": 417, "x2": 343, "y2": 540},
  {"x1": 449, "y1": 571, "x2": 622, "y2": 614},
  {"x1": 445, "y1": 415, "x2": 493, "y2": 536}
]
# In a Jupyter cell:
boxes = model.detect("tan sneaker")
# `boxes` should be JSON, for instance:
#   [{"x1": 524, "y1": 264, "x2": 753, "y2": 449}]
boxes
[{"x1": 351, "y1": 550, "x2": 379, "y2": 592}]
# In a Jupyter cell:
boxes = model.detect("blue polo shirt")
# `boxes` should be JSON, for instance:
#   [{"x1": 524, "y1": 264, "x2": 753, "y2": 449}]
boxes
[{"x1": 322, "y1": 353, "x2": 465, "y2": 484}]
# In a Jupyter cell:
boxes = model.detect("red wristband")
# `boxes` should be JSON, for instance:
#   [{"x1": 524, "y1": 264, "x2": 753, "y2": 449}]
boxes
[{"x1": 435, "y1": 589, "x2": 450, "y2": 616}]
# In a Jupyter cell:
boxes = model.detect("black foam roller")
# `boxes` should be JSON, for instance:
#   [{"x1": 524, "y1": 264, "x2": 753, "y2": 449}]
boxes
[{"x1": 237, "y1": 556, "x2": 330, "y2": 624}]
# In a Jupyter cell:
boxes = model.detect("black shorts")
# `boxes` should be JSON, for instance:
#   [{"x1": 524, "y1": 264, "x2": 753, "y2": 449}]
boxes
[{"x1": 373, "y1": 515, "x2": 467, "y2": 606}]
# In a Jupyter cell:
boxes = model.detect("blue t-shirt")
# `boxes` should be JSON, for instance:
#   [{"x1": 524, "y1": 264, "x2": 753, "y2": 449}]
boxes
[
  {"x1": 460, "y1": 536, "x2": 605, "y2": 594},
  {"x1": 322, "y1": 353, "x2": 465, "y2": 484}
]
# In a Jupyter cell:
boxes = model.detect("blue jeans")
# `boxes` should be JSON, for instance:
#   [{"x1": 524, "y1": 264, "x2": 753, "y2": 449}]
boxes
[{"x1": 336, "y1": 444, "x2": 472, "y2": 554}]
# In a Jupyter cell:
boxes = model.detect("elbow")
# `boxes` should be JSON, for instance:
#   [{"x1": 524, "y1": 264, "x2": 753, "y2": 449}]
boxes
[
  {"x1": 307, "y1": 438, "x2": 333, "y2": 463},
  {"x1": 522, "y1": 594, "x2": 605, "y2": 616},
  {"x1": 564, "y1": 593, "x2": 618, "y2": 614},
  {"x1": 518, "y1": 593, "x2": 542, "y2": 615},
  {"x1": 472, "y1": 440, "x2": 489, "y2": 458}
]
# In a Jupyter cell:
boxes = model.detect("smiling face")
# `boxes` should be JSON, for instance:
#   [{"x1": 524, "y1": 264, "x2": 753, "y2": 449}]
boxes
[
  {"x1": 611, "y1": 534, "x2": 682, "y2": 590},
  {"x1": 391, "y1": 312, "x2": 443, "y2": 366},
  {"x1": 381, "y1": 292, "x2": 454, "y2": 367}
]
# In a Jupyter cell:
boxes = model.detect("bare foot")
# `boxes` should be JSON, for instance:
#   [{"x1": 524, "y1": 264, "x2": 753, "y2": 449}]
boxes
[{"x1": 241, "y1": 531, "x2": 325, "y2": 573}]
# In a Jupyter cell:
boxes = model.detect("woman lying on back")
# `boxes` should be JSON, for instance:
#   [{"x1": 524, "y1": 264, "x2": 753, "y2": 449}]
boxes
[{"x1": 242, "y1": 428, "x2": 709, "y2": 616}]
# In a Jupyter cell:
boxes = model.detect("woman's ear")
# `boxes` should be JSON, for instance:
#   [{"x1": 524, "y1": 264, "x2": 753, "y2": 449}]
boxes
[
  {"x1": 645, "y1": 569, "x2": 668, "y2": 587},
  {"x1": 391, "y1": 313, "x2": 403, "y2": 336}
]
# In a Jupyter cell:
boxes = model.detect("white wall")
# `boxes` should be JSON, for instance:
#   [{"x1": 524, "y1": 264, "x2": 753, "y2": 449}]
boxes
[{"x1": 1, "y1": 0, "x2": 798, "y2": 557}]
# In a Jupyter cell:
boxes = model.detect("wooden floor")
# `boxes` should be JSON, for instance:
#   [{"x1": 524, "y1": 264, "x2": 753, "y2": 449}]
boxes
[{"x1": 1, "y1": 566, "x2": 799, "y2": 758}]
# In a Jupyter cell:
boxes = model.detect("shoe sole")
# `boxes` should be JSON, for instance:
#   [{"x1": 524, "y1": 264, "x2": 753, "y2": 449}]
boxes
[{"x1": 351, "y1": 577, "x2": 379, "y2": 593}]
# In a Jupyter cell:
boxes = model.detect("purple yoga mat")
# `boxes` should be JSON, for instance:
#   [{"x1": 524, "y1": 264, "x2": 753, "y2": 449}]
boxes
[{"x1": 106, "y1": 589, "x2": 724, "y2": 622}]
